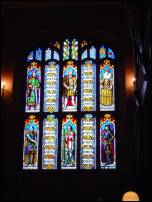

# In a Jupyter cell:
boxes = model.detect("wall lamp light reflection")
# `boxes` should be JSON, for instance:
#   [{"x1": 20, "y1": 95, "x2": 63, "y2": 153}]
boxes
[{"x1": 1, "y1": 81, "x2": 6, "y2": 96}]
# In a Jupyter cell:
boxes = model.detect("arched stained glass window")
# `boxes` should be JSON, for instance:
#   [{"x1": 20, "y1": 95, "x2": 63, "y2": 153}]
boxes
[
  {"x1": 23, "y1": 39, "x2": 117, "y2": 170},
  {"x1": 80, "y1": 114, "x2": 96, "y2": 169},
  {"x1": 27, "y1": 51, "x2": 34, "y2": 62},
  {"x1": 25, "y1": 62, "x2": 41, "y2": 112},
  {"x1": 63, "y1": 39, "x2": 70, "y2": 60},
  {"x1": 89, "y1": 46, "x2": 96, "y2": 59},
  {"x1": 61, "y1": 115, "x2": 77, "y2": 169},
  {"x1": 100, "y1": 60, "x2": 115, "y2": 111},
  {"x1": 43, "y1": 61, "x2": 59, "y2": 112},
  {"x1": 71, "y1": 39, "x2": 78, "y2": 60},
  {"x1": 53, "y1": 50, "x2": 60, "y2": 61},
  {"x1": 42, "y1": 115, "x2": 58, "y2": 170},
  {"x1": 81, "y1": 60, "x2": 96, "y2": 111},
  {"x1": 23, "y1": 115, "x2": 39, "y2": 169},
  {"x1": 100, "y1": 114, "x2": 116, "y2": 169},
  {"x1": 62, "y1": 61, "x2": 77, "y2": 112},
  {"x1": 35, "y1": 48, "x2": 42, "y2": 61},
  {"x1": 108, "y1": 48, "x2": 115, "y2": 59},
  {"x1": 45, "y1": 48, "x2": 52, "y2": 61},
  {"x1": 81, "y1": 49, "x2": 88, "y2": 60},
  {"x1": 100, "y1": 46, "x2": 106, "y2": 59}
]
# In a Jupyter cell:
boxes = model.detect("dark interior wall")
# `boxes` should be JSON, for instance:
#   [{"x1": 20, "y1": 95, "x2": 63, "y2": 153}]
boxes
[{"x1": 1, "y1": 1, "x2": 148, "y2": 201}]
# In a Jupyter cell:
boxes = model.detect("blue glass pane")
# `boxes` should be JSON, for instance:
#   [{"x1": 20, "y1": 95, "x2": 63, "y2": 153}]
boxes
[
  {"x1": 53, "y1": 50, "x2": 59, "y2": 61},
  {"x1": 90, "y1": 46, "x2": 96, "y2": 59},
  {"x1": 35, "y1": 48, "x2": 42, "y2": 61},
  {"x1": 108, "y1": 48, "x2": 115, "y2": 59},
  {"x1": 100, "y1": 46, "x2": 106, "y2": 59},
  {"x1": 27, "y1": 51, "x2": 34, "y2": 62},
  {"x1": 45, "y1": 48, "x2": 52, "y2": 61},
  {"x1": 81, "y1": 49, "x2": 87, "y2": 60}
]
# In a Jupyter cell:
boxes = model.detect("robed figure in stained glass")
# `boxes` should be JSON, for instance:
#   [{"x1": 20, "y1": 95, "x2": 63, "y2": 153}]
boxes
[
  {"x1": 64, "y1": 125, "x2": 75, "y2": 166},
  {"x1": 100, "y1": 60, "x2": 114, "y2": 111},
  {"x1": 100, "y1": 69, "x2": 113, "y2": 106},
  {"x1": 101, "y1": 124, "x2": 114, "y2": 164},
  {"x1": 63, "y1": 68, "x2": 77, "y2": 111},
  {"x1": 27, "y1": 71, "x2": 40, "y2": 110},
  {"x1": 23, "y1": 115, "x2": 39, "y2": 169},
  {"x1": 100, "y1": 114, "x2": 116, "y2": 169},
  {"x1": 24, "y1": 126, "x2": 37, "y2": 166},
  {"x1": 26, "y1": 62, "x2": 41, "y2": 112},
  {"x1": 61, "y1": 115, "x2": 77, "y2": 169}
]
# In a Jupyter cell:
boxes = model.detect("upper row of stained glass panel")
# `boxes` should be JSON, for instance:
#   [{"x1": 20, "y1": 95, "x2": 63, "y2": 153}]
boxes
[{"x1": 27, "y1": 41, "x2": 115, "y2": 62}]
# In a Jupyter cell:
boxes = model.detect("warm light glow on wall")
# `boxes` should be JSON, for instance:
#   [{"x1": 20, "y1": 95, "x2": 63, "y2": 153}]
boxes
[
  {"x1": 1, "y1": 73, "x2": 13, "y2": 98},
  {"x1": 122, "y1": 191, "x2": 140, "y2": 201},
  {"x1": 125, "y1": 68, "x2": 135, "y2": 96},
  {"x1": 1, "y1": 81, "x2": 6, "y2": 90}
]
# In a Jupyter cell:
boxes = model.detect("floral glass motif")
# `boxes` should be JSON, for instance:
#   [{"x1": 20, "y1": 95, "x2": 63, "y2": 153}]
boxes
[
  {"x1": 43, "y1": 61, "x2": 59, "y2": 112},
  {"x1": 35, "y1": 48, "x2": 42, "y2": 61},
  {"x1": 62, "y1": 61, "x2": 77, "y2": 112},
  {"x1": 100, "y1": 114, "x2": 116, "y2": 169},
  {"x1": 45, "y1": 48, "x2": 52, "y2": 61},
  {"x1": 27, "y1": 51, "x2": 34, "y2": 62},
  {"x1": 81, "y1": 49, "x2": 88, "y2": 60},
  {"x1": 25, "y1": 62, "x2": 41, "y2": 112},
  {"x1": 100, "y1": 46, "x2": 106, "y2": 59},
  {"x1": 108, "y1": 48, "x2": 115, "y2": 59},
  {"x1": 23, "y1": 115, "x2": 39, "y2": 169},
  {"x1": 61, "y1": 115, "x2": 77, "y2": 169},
  {"x1": 63, "y1": 39, "x2": 70, "y2": 61},
  {"x1": 89, "y1": 46, "x2": 96, "y2": 59},
  {"x1": 100, "y1": 60, "x2": 115, "y2": 111},
  {"x1": 80, "y1": 114, "x2": 96, "y2": 169},
  {"x1": 71, "y1": 39, "x2": 78, "y2": 60},
  {"x1": 81, "y1": 60, "x2": 96, "y2": 111},
  {"x1": 42, "y1": 115, "x2": 58, "y2": 170}
]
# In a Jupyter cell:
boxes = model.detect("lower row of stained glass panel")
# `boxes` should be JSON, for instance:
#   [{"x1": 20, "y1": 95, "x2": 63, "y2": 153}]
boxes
[{"x1": 23, "y1": 114, "x2": 116, "y2": 170}]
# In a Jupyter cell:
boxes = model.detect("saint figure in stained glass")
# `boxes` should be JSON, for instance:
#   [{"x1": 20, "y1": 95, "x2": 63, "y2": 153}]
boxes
[
  {"x1": 25, "y1": 62, "x2": 41, "y2": 112},
  {"x1": 62, "y1": 61, "x2": 77, "y2": 111},
  {"x1": 100, "y1": 114, "x2": 116, "y2": 169},
  {"x1": 23, "y1": 115, "x2": 39, "y2": 169},
  {"x1": 61, "y1": 115, "x2": 77, "y2": 169},
  {"x1": 100, "y1": 60, "x2": 114, "y2": 111}
]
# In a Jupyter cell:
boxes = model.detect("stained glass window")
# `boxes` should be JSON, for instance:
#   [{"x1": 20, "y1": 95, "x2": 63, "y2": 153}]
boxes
[
  {"x1": 27, "y1": 51, "x2": 34, "y2": 62},
  {"x1": 100, "y1": 60, "x2": 115, "y2": 111},
  {"x1": 108, "y1": 48, "x2": 115, "y2": 59},
  {"x1": 35, "y1": 48, "x2": 42, "y2": 61},
  {"x1": 25, "y1": 62, "x2": 41, "y2": 112},
  {"x1": 100, "y1": 46, "x2": 106, "y2": 59},
  {"x1": 81, "y1": 60, "x2": 96, "y2": 111},
  {"x1": 53, "y1": 50, "x2": 59, "y2": 61},
  {"x1": 71, "y1": 39, "x2": 78, "y2": 60},
  {"x1": 23, "y1": 40, "x2": 117, "y2": 171},
  {"x1": 23, "y1": 115, "x2": 39, "y2": 169},
  {"x1": 61, "y1": 115, "x2": 77, "y2": 169},
  {"x1": 63, "y1": 39, "x2": 70, "y2": 60},
  {"x1": 42, "y1": 115, "x2": 58, "y2": 170},
  {"x1": 62, "y1": 61, "x2": 77, "y2": 112},
  {"x1": 89, "y1": 46, "x2": 96, "y2": 59},
  {"x1": 45, "y1": 48, "x2": 52, "y2": 61},
  {"x1": 81, "y1": 49, "x2": 87, "y2": 60},
  {"x1": 43, "y1": 61, "x2": 59, "y2": 112},
  {"x1": 100, "y1": 114, "x2": 116, "y2": 169},
  {"x1": 80, "y1": 114, "x2": 96, "y2": 169}
]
